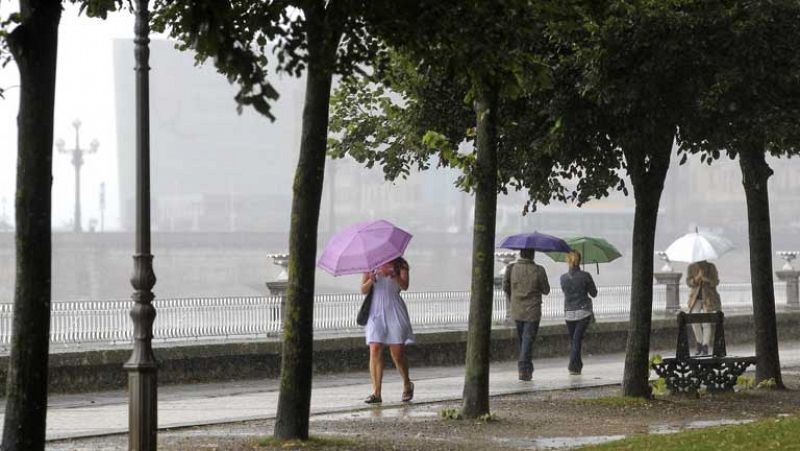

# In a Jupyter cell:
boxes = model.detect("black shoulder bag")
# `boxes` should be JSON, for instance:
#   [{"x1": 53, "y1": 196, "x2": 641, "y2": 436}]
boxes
[{"x1": 356, "y1": 285, "x2": 374, "y2": 326}]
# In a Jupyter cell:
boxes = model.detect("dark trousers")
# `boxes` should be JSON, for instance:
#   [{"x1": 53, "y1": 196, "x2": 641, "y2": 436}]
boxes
[
  {"x1": 565, "y1": 316, "x2": 592, "y2": 373},
  {"x1": 516, "y1": 320, "x2": 540, "y2": 374}
]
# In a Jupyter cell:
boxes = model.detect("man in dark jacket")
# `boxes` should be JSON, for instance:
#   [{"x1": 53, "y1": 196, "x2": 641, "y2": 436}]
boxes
[{"x1": 503, "y1": 249, "x2": 550, "y2": 381}]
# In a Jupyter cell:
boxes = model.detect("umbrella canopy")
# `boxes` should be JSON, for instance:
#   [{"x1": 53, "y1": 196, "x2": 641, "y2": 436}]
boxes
[
  {"x1": 664, "y1": 229, "x2": 734, "y2": 263},
  {"x1": 547, "y1": 236, "x2": 622, "y2": 265},
  {"x1": 317, "y1": 220, "x2": 413, "y2": 276},
  {"x1": 498, "y1": 232, "x2": 571, "y2": 252}
]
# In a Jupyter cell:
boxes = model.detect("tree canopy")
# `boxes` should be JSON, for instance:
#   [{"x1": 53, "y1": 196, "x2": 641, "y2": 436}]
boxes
[
  {"x1": 329, "y1": 6, "x2": 624, "y2": 214},
  {"x1": 678, "y1": 0, "x2": 800, "y2": 160}
]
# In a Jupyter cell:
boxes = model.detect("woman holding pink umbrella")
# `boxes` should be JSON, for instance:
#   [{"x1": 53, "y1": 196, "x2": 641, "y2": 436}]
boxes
[
  {"x1": 361, "y1": 257, "x2": 414, "y2": 404},
  {"x1": 317, "y1": 220, "x2": 415, "y2": 404}
]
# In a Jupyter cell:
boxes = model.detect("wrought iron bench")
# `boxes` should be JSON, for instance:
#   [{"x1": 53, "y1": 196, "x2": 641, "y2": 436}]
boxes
[{"x1": 652, "y1": 311, "x2": 756, "y2": 394}]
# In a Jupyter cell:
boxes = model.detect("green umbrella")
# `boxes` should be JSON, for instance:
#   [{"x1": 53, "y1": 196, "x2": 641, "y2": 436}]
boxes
[{"x1": 546, "y1": 236, "x2": 622, "y2": 273}]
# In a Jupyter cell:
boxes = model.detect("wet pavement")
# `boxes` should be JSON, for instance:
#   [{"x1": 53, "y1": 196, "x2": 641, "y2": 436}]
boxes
[{"x1": 1, "y1": 341, "x2": 799, "y2": 443}]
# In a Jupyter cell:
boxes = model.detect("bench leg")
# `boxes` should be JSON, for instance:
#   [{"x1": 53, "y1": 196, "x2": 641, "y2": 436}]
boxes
[{"x1": 653, "y1": 360, "x2": 702, "y2": 395}]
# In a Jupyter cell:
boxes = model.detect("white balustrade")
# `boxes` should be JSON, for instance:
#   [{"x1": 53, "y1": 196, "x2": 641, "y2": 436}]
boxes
[{"x1": 0, "y1": 283, "x2": 775, "y2": 349}]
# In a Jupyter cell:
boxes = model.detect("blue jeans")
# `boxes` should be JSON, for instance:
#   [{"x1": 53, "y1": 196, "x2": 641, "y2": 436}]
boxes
[
  {"x1": 516, "y1": 320, "x2": 540, "y2": 374},
  {"x1": 566, "y1": 316, "x2": 592, "y2": 373}
]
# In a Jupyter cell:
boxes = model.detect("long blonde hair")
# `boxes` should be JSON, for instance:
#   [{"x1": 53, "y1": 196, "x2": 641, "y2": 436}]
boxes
[{"x1": 567, "y1": 250, "x2": 582, "y2": 269}]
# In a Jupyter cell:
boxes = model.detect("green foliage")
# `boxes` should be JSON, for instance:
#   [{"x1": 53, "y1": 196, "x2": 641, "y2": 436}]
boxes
[
  {"x1": 649, "y1": 354, "x2": 663, "y2": 368},
  {"x1": 438, "y1": 408, "x2": 496, "y2": 422},
  {"x1": 650, "y1": 378, "x2": 668, "y2": 396},
  {"x1": 677, "y1": 0, "x2": 800, "y2": 161},
  {"x1": 70, "y1": 0, "x2": 128, "y2": 19},
  {"x1": 757, "y1": 378, "x2": 777, "y2": 390},
  {"x1": 0, "y1": 11, "x2": 19, "y2": 76},
  {"x1": 439, "y1": 408, "x2": 463, "y2": 420},
  {"x1": 648, "y1": 355, "x2": 667, "y2": 396},
  {"x1": 569, "y1": 0, "x2": 713, "y2": 159},
  {"x1": 736, "y1": 375, "x2": 755, "y2": 390},
  {"x1": 329, "y1": 1, "x2": 626, "y2": 212},
  {"x1": 583, "y1": 415, "x2": 800, "y2": 450}
]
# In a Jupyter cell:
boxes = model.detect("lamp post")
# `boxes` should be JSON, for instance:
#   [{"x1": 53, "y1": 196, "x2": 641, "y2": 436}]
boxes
[
  {"x1": 56, "y1": 119, "x2": 98, "y2": 233},
  {"x1": 124, "y1": 1, "x2": 158, "y2": 449}
]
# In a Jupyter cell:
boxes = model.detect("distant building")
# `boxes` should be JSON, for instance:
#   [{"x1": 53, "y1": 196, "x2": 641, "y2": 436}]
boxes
[{"x1": 113, "y1": 39, "x2": 304, "y2": 233}]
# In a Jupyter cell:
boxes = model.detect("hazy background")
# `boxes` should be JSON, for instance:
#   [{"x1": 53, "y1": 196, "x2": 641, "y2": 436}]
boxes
[{"x1": 1, "y1": 5, "x2": 799, "y2": 302}]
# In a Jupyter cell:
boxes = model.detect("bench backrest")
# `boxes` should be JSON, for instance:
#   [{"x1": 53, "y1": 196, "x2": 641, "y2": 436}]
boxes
[{"x1": 676, "y1": 311, "x2": 726, "y2": 359}]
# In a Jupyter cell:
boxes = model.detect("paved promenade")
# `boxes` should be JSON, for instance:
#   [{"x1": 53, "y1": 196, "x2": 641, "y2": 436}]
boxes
[{"x1": 1, "y1": 342, "x2": 799, "y2": 443}]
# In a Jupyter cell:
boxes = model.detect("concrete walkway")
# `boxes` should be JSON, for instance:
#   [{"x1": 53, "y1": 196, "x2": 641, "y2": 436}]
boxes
[{"x1": 2, "y1": 342, "x2": 800, "y2": 442}]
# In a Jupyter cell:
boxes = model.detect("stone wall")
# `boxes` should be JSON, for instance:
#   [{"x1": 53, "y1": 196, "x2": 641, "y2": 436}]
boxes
[{"x1": 1, "y1": 311, "x2": 798, "y2": 393}]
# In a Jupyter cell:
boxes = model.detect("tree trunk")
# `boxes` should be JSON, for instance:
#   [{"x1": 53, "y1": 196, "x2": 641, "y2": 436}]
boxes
[
  {"x1": 273, "y1": 4, "x2": 342, "y2": 440},
  {"x1": 461, "y1": 82, "x2": 499, "y2": 418},
  {"x1": 2, "y1": 1, "x2": 61, "y2": 449},
  {"x1": 621, "y1": 136, "x2": 672, "y2": 398},
  {"x1": 739, "y1": 149, "x2": 783, "y2": 388}
]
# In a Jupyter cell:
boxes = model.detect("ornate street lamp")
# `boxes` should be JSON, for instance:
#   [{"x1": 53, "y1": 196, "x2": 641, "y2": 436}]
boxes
[
  {"x1": 56, "y1": 119, "x2": 99, "y2": 232},
  {"x1": 124, "y1": 1, "x2": 158, "y2": 449}
]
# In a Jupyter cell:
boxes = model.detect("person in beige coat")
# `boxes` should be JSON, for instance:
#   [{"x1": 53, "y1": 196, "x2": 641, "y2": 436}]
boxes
[
  {"x1": 686, "y1": 260, "x2": 721, "y2": 355},
  {"x1": 503, "y1": 249, "x2": 550, "y2": 381}
]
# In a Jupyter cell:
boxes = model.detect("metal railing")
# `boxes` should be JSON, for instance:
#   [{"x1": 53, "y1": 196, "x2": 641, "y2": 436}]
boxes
[{"x1": 0, "y1": 282, "x2": 786, "y2": 348}]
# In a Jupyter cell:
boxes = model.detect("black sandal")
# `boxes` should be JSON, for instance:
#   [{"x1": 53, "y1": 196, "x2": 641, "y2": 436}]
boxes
[
  {"x1": 402, "y1": 382, "x2": 415, "y2": 403},
  {"x1": 364, "y1": 394, "x2": 382, "y2": 404}
]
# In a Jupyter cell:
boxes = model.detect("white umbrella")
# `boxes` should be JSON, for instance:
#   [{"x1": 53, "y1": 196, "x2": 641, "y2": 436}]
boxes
[{"x1": 664, "y1": 229, "x2": 735, "y2": 263}]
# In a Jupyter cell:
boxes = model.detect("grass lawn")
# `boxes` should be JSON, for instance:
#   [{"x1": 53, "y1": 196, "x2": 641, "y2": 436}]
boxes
[{"x1": 583, "y1": 415, "x2": 800, "y2": 450}]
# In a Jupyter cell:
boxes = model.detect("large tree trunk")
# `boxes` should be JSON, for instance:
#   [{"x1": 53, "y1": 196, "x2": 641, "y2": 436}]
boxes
[
  {"x1": 739, "y1": 149, "x2": 783, "y2": 388},
  {"x1": 2, "y1": 1, "x2": 61, "y2": 449},
  {"x1": 461, "y1": 82, "x2": 499, "y2": 418},
  {"x1": 621, "y1": 135, "x2": 672, "y2": 398},
  {"x1": 273, "y1": 3, "x2": 342, "y2": 440}
]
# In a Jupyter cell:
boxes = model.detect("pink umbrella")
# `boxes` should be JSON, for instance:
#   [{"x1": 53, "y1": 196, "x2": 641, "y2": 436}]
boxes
[{"x1": 317, "y1": 220, "x2": 413, "y2": 276}]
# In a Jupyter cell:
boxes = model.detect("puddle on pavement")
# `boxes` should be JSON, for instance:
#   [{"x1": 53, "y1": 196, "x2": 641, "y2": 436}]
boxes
[
  {"x1": 313, "y1": 405, "x2": 438, "y2": 421},
  {"x1": 160, "y1": 428, "x2": 267, "y2": 438},
  {"x1": 494, "y1": 435, "x2": 626, "y2": 449},
  {"x1": 686, "y1": 418, "x2": 753, "y2": 429},
  {"x1": 650, "y1": 418, "x2": 754, "y2": 435}
]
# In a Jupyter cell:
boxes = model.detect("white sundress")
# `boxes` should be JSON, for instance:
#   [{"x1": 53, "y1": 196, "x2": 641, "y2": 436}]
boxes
[{"x1": 365, "y1": 274, "x2": 415, "y2": 345}]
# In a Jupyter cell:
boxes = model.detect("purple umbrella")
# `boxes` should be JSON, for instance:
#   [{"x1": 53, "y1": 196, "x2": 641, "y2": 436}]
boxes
[
  {"x1": 498, "y1": 232, "x2": 571, "y2": 252},
  {"x1": 318, "y1": 220, "x2": 413, "y2": 276}
]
